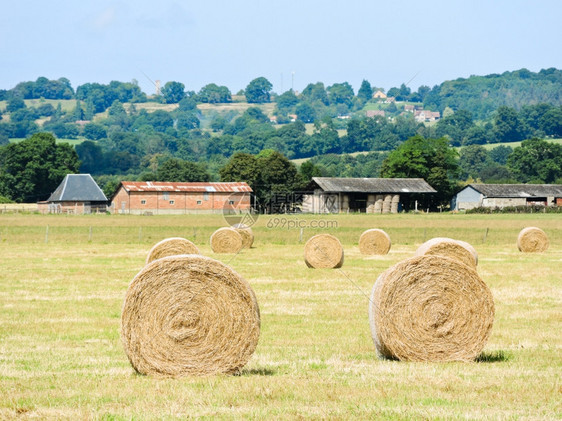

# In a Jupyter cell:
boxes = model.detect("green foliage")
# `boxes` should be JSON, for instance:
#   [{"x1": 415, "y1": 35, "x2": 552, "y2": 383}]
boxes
[
  {"x1": 0, "y1": 132, "x2": 80, "y2": 202},
  {"x1": 357, "y1": 80, "x2": 373, "y2": 103},
  {"x1": 197, "y1": 83, "x2": 231, "y2": 103},
  {"x1": 245, "y1": 77, "x2": 273, "y2": 103},
  {"x1": 156, "y1": 158, "x2": 210, "y2": 182},
  {"x1": 161, "y1": 81, "x2": 186, "y2": 104},
  {"x1": 381, "y1": 135, "x2": 460, "y2": 206},
  {"x1": 506, "y1": 138, "x2": 562, "y2": 183},
  {"x1": 12, "y1": 77, "x2": 74, "y2": 100},
  {"x1": 423, "y1": 68, "x2": 562, "y2": 119}
]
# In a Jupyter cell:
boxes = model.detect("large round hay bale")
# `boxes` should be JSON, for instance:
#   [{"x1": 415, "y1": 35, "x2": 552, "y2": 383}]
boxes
[
  {"x1": 369, "y1": 255, "x2": 494, "y2": 362},
  {"x1": 415, "y1": 237, "x2": 478, "y2": 268},
  {"x1": 232, "y1": 223, "x2": 254, "y2": 249},
  {"x1": 304, "y1": 233, "x2": 344, "y2": 269},
  {"x1": 146, "y1": 237, "x2": 200, "y2": 264},
  {"x1": 121, "y1": 254, "x2": 260, "y2": 377},
  {"x1": 210, "y1": 227, "x2": 243, "y2": 254},
  {"x1": 359, "y1": 229, "x2": 391, "y2": 255},
  {"x1": 517, "y1": 227, "x2": 549, "y2": 253}
]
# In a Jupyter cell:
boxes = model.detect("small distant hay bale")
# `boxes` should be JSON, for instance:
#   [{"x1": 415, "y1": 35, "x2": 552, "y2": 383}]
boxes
[
  {"x1": 304, "y1": 234, "x2": 344, "y2": 269},
  {"x1": 369, "y1": 255, "x2": 494, "y2": 362},
  {"x1": 121, "y1": 254, "x2": 260, "y2": 377},
  {"x1": 146, "y1": 237, "x2": 199, "y2": 264},
  {"x1": 517, "y1": 227, "x2": 549, "y2": 253},
  {"x1": 210, "y1": 227, "x2": 243, "y2": 254},
  {"x1": 233, "y1": 223, "x2": 254, "y2": 249},
  {"x1": 415, "y1": 237, "x2": 478, "y2": 268},
  {"x1": 359, "y1": 229, "x2": 391, "y2": 255}
]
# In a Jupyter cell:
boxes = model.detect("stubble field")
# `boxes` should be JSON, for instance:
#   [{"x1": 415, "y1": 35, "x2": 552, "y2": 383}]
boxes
[{"x1": 0, "y1": 213, "x2": 560, "y2": 419}]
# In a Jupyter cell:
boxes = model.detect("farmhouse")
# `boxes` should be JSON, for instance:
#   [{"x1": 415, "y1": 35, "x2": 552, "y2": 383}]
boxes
[
  {"x1": 109, "y1": 181, "x2": 252, "y2": 215},
  {"x1": 453, "y1": 183, "x2": 562, "y2": 210},
  {"x1": 302, "y1": 177, "x2": 436, "y2": 213},
  {"x1": 38, "y1": 174, "x2": 108, "y2": 214}
]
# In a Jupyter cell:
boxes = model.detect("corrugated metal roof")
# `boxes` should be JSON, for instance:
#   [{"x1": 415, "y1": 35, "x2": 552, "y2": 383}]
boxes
[
  {"x1": 310, "y1": 177, "x2": 436, "y2": 193},
  {"x1": 469, "y1": 184, "x2": 562, "y2": 198},
  {"x1": 47, "y1": 174, "x2": 108, "y2": 202},
  {"x1": 120, "y1": 181, "x2": 253, "y2": 193}
]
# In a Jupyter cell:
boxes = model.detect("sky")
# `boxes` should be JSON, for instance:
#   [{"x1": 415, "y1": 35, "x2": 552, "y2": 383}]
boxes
[{"x1": 1, "y1": 0, "x2": 561, "y2": 96}]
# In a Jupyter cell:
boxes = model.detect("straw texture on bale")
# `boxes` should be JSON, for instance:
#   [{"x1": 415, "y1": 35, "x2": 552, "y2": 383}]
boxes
[
  {"x1": 210, "y1": 227, "x2": 243, "y2": 253},
  {"x1": 121, "y1": 254, "x2": 260, "y2": 377},
  {"x1": 146, "y1": 237, "x2": 200, "y2": 264},
  {"x1": 233, "y1": 223, "x2": 254, "y2": 249},
  {"x1": 415, "y1": 237, "x2": 478, "y2": 268},
  {"x1": 359, "y1": 229, "x2": 391, "y2": 255},
  {"x1": 517, "y1": 227, "x2": 549, "y2": 253},
  {"x1": 304, "y1": 234, "x2": 344, "y2": 268},
  {"x1": 368, "y1": 255, "x2": 494, "y2": 362}
]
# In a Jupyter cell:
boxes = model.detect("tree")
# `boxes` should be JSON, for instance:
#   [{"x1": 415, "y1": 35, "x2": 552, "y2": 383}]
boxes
[
  {"x1": 295, "y1": 102, "x2": 316, "y2": 123},
  {"x1": 493, "y1": 106, "x2": 527, "y2": 143},
  {"x1": 245, "y1": 77, "x2": 273, "y2": 103},
  {"x1": 380, "y1": 135, "x2": 460, "y2": 207},
  {"x1": 301, "y1": 82, "x2": 329, "y2": 105},
  {"x1": 327, "y1": 82, "x2": 354, "y2": 107},
  {"x1": 75, "y1": 140, "x2": 106, "y2": 173},
  {"x1": 197, "y1": 83, "x2": 231, "y2": 103},
  {"x1": 83, "y1": 123, "x2": 107, "y2": 140},
  {"x1": 275, "y1": 90, "x2": 298, "y2": 112},
  {"x1": 488, "y1": 145, "x2": 513, "y2": 165},
  {"x1": 459, "y1": 145, "x2": 490, "y2": 180},
  {"x1": 357, "y1": 80, "x2": 373, "y2": 103},
  {"x1": 156, "y1": 158, "x2": 210, "y2": 182},
  {"x1": 161, "y1": 81, "x2": 186, "y2": 104},
  {"x1": 507, "y1": 138, "x2": 562, "y2": 183},
  {"x1": 219, "y1": 152, "x2": 260, "y2": 189},
  {"x1": 6, "y1": 96, "x2": 26, "y2": 113},
  {"x1": 0, "y1": 132, "x2": 80, "y2": 202}
]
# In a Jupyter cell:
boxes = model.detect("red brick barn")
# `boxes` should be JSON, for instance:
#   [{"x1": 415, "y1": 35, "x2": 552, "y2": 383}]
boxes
[{"x1": 109, "y1": 181, "x2": 252, "y2": 215}]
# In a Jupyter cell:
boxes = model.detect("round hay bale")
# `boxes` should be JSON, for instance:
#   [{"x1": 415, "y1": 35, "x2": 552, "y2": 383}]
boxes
[
  {"x1": 517, "y1": 227, "x2": 549, "y2": 253},
  {"x1": 232, "y1": 223, "x2": 254, "y2": 249},
  {"x1": 304, "y1": 233, "x2": 344, "y2": 269},
  {"x1": 146, "y1": 237, "x2": 200, "y2": 264},
  {"x1": 359, "y1": 229, "x2": 391, "y2": 255},
  {"x1": 121, "y1": 254, "x2": 260, "y2": 377},
  {"x1": 210, "y1": 227, "x2": 243, "y2": 254},
  {"x1": 415, "y1": 237, "x2": 478, "y2": 268},
  {"x1": 368, "y1": 255, "x2": 494, "y2": 362}
]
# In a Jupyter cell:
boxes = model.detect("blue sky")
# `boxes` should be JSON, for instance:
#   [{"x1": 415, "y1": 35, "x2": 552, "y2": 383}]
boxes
[{"x1": 1, "y1": 0, "x2": 561, "y2": 95}]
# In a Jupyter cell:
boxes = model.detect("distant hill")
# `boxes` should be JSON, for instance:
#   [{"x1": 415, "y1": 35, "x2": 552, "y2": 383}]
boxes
[{"x1": 422, "y1": 68, "x2": 562, "y2": 119}]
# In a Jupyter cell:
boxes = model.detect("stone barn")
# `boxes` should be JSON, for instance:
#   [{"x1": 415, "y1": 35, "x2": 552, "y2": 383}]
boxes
[
  {"x1": 109, "y1": 181, "x2": 252, "y2": 215},
  {"x1": 38, "y1": 174, "x2": 108, "y2": 214},
  {"x1": 452, "y1": 183, "x2": 562, "y2": 211},
  {"x1": 302, "y1": 177, "x2": 436, "y2": 213}
]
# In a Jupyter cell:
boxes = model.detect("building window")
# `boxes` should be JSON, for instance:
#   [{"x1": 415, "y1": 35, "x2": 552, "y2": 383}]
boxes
[
  {"x1": 203, "y1": 193, "x2": 209, "y2": 201},
  {"x1": 229, "y1": 200, "x2": 235, "y2": 205},
  {"x1": 197, "y1": 200, "x2": 202, "y2": 205},
  {"x1": 169, "y1": 200, "x2": 175, "y2": 205},
  {"x1": 163, "y1": 192, "x2": 169, "y2": 200},
  {"x1": 141, "y1": 200, "x2": 146, "y2": 205}
]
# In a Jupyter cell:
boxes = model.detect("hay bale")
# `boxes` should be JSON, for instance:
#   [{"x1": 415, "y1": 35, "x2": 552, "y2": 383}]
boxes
[
  {"x1": 415, "y1": 237, "x2": 478, "y2": 268},
  {"x1": 304, "y1": 233, "x2": 344, "y2": 268},
  {"x1": 517, "y1": 227, "x2": 549, "y2": 253},
  {"x1": 121, "y1": 254, "x2": 260, "y2": 376},
  {"x1": 359, "y1": 229, "x2": 391, "y2": 255},
  {"x1": 146, "y1": 237, "x2": 200, "y2": 264},
  {"x1": 210, "y1": 227, "x2": 243, "y2": 254},
  {"x1": 233, "y1": 223, "x2": 254, "y2": 249},
  {"x1": 369, "y1": 255, "x2": 494, "y2": 362}
]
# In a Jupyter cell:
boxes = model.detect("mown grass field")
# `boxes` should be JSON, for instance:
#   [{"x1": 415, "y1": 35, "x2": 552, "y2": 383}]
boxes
[{"x1": 0, "y1": 213, "x2": 560, "y2": 419}]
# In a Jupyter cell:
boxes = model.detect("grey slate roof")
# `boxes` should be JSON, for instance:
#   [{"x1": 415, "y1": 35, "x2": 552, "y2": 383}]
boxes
[
  {"x1": 310, "y1": 177, "x2": 437, "y2": 193},
  {"x1": 47, "y1": 174, "x2": 108, "y2": 202},
  {"x1": 469, "y1": 183, "x2": 562, "y2": 198}
]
